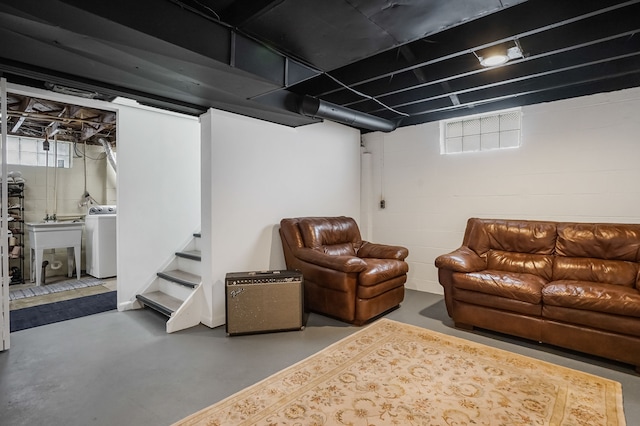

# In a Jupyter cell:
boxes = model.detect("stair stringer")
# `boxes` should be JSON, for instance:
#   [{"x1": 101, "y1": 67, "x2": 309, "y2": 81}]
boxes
[
  {"x1": 131, "y1": 230, "x2": 205, "y2": 334},
  {"x1": 125, "y1": 257, "x2": 180, "y2": 311},
  {"x1": 207, "y1": 278, "x2": 227, "y2": 329},
  {"x1": 166, "y1": 282, "x2": 204, "y2": 333},
  {"x1": 124, "y1": 229, "x2": 200, "y2": 311}
]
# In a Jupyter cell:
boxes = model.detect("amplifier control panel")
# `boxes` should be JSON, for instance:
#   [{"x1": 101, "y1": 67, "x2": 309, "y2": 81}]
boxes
[{"x1": 226, "y1": 270, "x2": 302, "y2": 285}]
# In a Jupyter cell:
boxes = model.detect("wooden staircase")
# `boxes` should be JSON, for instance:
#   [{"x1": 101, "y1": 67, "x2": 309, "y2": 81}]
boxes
[{"x1": 136, "y1": 233, "x2": 203, "y2": 333}]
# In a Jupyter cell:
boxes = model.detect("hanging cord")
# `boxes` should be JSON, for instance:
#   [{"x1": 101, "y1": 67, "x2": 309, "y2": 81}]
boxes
[
  {"x1": 44, "y1": 131, "x2": 50, "y2": 220},
  {"x1": 73, "y1": 141, "x2": 107, "y2": 160},
  {"x1": 53, "y1": 134, "x2": 58, "y2": 219},
  {"x1": 324, "y1": 73, "x2": 410, "y2": 117},
  {"x1": 380, "y1": 134, "x2": 385, "y2": 207},
  {"x1": 77, "y1": 140, "x2": 97, "y2": 207},
  {"x1": 83, "y1": 140, "x2": 87, "y2": 196}
]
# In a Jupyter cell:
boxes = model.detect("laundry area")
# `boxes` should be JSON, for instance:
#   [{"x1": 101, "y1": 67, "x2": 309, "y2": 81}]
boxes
[{"x1": 4, "y1": 93, "x2": 117, "y2": 296}]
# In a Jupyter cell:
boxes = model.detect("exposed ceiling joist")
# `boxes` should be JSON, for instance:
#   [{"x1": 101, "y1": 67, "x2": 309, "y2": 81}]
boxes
[
  {"x1": 10, "y1": 97, "x2": 35, "y2": 133},
  {"x1": 0, "y1": 0, "x2": 639, "y2": 132},
  {"x1": 6, "y1": 94, "x2": 117, "y2": 145}
]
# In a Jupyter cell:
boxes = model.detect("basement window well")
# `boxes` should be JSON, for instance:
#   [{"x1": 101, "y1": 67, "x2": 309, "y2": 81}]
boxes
[{"x1": 440, "y1": 108, "x2": 521, "y2": 154}]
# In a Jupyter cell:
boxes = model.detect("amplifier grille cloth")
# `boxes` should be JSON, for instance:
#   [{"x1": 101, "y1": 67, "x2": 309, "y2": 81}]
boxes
[{"x1": 226, "y1": 280, "x2": 302, "y2": 335}]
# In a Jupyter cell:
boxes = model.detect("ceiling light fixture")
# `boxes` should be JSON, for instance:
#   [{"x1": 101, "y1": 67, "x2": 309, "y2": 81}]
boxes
[
  {"x1": 479, "y1": 53, "x2": 509, "y2": 67},
  {"x1": 477, "y1": 45, "x2": 523, "y2": 68}
]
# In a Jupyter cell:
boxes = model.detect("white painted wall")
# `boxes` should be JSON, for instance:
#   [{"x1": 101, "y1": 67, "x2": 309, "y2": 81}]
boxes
[
  {"x1": 362, "y1": 87, "x2": 640, "y2": 294},
  {"x1": 201, "y1": 109, "x2": 361, "y2": 327},
  {"x1": 116, "y1": 100, "x2": 200, "y2": 306}
]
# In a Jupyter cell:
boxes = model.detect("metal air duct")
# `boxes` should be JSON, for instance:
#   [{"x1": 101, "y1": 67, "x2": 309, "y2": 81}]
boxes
[
  {"x1": 299, "y1": 95, "x2": 399, "y2": 132},
  {"x1": 98, "y1": 137, "x2": 117, "y2": 174}
]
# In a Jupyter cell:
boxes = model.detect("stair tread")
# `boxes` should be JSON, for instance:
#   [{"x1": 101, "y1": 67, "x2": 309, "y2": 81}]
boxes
[
  {"x1": 176, "y1": 250, "x2": 201, "y2": 260},
  {"x1": 137, "y1": 291, "x2": 182, "y2": 315},
  {"x1": 158, "y1": 269, "x2": 201, "y2": 286}
]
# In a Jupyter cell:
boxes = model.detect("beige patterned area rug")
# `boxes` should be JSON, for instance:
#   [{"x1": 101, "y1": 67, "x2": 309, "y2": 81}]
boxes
[{"x1": 174, "y1": 319, "x2": 625, "y2": 426}]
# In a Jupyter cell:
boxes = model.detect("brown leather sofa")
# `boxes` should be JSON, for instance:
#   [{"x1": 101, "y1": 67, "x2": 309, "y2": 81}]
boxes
[
  {"x1": 435, "y1": 218, "x2": 640, "y2": 369},
  {"x1": 280, "y1": 216, "x2": 409, "y2": 325}
]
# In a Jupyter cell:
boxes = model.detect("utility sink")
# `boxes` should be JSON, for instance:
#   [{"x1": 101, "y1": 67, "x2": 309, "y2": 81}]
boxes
[{"x1": 27, "y1": 221, "x2": 83, "y2": 286}]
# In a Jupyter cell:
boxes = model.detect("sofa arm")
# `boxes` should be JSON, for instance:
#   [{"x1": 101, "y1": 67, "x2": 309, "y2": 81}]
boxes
[
  {"x1": 295, "y1": 248, "x2": 368, "y2": 273},
  {"x1": 435, "y1": 246, "x2": 486, "y2": 272},
  {"x1": 358, "y1": 242, "x2": 409, "y2": 260}
]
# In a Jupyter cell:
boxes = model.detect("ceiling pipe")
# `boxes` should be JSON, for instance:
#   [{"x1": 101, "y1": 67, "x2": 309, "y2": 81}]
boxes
[{"x1": 299, "y1": 95, "x2": 399, "y2": 132}]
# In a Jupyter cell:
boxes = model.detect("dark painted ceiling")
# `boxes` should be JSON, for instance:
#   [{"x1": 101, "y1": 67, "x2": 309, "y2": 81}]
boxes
[{"x1": 1, "y1": 0, "x2": 639, "y2": 133}]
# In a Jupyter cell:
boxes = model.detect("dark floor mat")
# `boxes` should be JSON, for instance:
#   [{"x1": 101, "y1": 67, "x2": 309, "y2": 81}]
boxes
[{"x1": 10, "y1": 291, "x2": 117, "y2": 332}]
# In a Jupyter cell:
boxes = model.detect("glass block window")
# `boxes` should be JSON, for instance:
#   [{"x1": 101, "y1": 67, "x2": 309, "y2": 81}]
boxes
[
  {"x1": 441, "y1": 108, "x2": 522, "y2": 154},
  {"x1": 5, "y1": 135, "x2": 72, "y2": 168}
]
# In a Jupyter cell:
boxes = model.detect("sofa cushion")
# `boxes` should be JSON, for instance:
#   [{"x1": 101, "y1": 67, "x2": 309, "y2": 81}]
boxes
[
  {"x1": 552, "y1": 257, "x2": 638, "y2": 287},
  {"x1": 467, "y1": 218, "x2": 557, "y2": 256},
  {"x1": 452, "y1": 270, "x2": 546, "y2": 304},
  {"x1": 542, "y1": 305, "x2": 640, "y2": 338},
  {"x1": 542, "y1": 281, "x2": 640, "y2": 317},
  {"x1": 357, "y1": 275, "x2": 406, "y2": 299},
  {"x1": 454, "y1": 288, "x2": 542, "y2": 316},
  {"x1": 487, "y1": 250, "x2": 554, "y2": 281},
  {"x1": 556, "y1": 223, "x2": 640, "y2": 262}
]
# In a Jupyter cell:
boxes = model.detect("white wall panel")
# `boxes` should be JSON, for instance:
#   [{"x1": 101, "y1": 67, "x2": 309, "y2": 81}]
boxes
[
  {"x1": 201, "y1": 109, "x2": 360, "y2": 327},
  {"x1": 117, "y1": 102, "x2": 200, "y2": 306}
]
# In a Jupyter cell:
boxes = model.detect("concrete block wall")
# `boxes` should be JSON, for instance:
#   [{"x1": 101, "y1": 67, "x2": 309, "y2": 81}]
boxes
[{"x1": 362, "y1": 87, "x2": 640, "y2": 294}]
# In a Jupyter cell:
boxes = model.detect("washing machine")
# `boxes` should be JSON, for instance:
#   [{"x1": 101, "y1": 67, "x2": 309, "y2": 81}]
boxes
[{"x1": 85, "y1": 205, "x2": 117, "y2": 278}]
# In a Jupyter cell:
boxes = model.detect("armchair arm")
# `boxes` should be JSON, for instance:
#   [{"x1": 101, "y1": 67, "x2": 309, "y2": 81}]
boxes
[
  {"x1": 357, "y1": 242, "x2": 409, "y2": 260},
  {"x1": 295, "y1": 248, "x2": 367, "y2": 273},
  {"x1": 434, "y1": 246, "x2": 486, "y2": 272}
]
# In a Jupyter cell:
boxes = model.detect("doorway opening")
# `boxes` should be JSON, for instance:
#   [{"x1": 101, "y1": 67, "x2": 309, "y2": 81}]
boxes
[{"x1": 3, "y1": 91, "x2": 118, "y2": 330}]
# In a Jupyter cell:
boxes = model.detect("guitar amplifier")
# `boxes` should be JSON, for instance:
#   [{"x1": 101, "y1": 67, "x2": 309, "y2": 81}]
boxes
[{"x1": 225, "y1": 270, "x2": 304, "y2": 336}]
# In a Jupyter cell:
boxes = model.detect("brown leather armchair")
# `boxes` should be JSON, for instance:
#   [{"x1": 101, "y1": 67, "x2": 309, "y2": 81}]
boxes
[{"x1": 279, "y1": 216, "x2": 409, "y2": 325}]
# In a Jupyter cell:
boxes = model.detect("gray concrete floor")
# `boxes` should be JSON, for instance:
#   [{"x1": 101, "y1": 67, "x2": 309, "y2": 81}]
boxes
[{"x1": 1, "y1": 289, "x2": 638, "y2": 425}]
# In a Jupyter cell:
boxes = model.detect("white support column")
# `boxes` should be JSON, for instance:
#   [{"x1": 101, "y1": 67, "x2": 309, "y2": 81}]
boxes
[
  {"x1": 360, "y1": 150, "x2": 374, "y2": 241},
  {"x1": 199, "y1": 109, "x2": 225, "y2": 328},
  {"x1": 1, "y1": 77, "x2": 10, "y2": 351}
]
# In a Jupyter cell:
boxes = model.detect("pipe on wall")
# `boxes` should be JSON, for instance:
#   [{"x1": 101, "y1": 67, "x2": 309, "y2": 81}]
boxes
[{"x1": 98, "y1": 137, "x2": 117, "y2": 173}]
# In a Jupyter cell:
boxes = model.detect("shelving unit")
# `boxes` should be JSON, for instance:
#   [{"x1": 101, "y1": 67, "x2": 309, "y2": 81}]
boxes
[{"x1": 7, "y1": 182, "x2": 25, "y2": 284}]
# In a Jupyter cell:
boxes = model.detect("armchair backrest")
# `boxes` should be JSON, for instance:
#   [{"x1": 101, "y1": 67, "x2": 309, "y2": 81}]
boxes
[{"x1": 280, "y1": 216, "x2": 363, "y2": 256}]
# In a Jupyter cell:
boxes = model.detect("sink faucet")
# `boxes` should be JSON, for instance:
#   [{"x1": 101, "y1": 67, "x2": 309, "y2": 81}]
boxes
[{"x1": 43, "y1": 213, "x2": 57, "y2": 222}]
